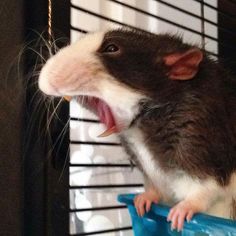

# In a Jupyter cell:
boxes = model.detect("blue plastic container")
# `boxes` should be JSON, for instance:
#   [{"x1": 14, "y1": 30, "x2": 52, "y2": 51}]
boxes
[{"x1": 118, "y1": 194, "x2": 236, "y2": 236}]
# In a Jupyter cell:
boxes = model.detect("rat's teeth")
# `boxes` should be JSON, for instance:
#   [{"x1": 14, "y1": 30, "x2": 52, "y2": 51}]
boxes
[
  {"x1": 98, "y1": 126, "x2": 117, "y2": 137},
  {"x1": 64, "y1": 96, "x2": 72, "y2": 102}
]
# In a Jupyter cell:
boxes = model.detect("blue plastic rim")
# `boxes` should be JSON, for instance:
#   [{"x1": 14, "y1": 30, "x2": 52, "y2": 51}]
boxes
[{"x1": 118, "y1": 194, "x2": 236, "y2": 236}]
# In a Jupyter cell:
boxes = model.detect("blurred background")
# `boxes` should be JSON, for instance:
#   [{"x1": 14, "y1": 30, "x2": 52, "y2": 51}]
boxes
[{"x1": 0, "y1": 1, "x2": 236, "y2": 236}]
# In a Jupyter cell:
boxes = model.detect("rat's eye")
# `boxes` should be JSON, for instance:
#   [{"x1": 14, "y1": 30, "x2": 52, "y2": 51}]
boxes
[{"x1": 103, "y1": 44, "x2": 119, "y2": 53}]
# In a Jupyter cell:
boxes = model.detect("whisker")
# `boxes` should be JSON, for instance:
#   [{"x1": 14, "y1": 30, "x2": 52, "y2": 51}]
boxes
[
  {"x1": 46, "y1": 98, "x2": 64, "y2": 132},
  {"x1": 58, "y1": 145, "x2": 70, "y2": 182},
  {"x1": 22, "y1": 30, "x2": 70, "y2": 182},
  {"x1": 51, "y1": 97, "x2": 65, "y2": 122},
  {"x1": 23, "y1": 94, "x2": 47, "y2": 162},
  {"x1": 46, "y1": 117, "x2": 70, "y2": 164},
  {"x1": 28, "y1": 47, "x2": 47, "y2": 62},
  {"x1": 30, "y1": 29, "x2": 54, "y2": 57}
]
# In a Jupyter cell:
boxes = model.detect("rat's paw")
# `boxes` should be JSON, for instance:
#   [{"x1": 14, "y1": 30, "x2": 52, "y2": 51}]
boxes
[
  {"x1": 134, "y1": 191, "x2": 159, "y2": 217},
  {"x1": 167, "y1": 200, "x2": 199, "y2": 232}
]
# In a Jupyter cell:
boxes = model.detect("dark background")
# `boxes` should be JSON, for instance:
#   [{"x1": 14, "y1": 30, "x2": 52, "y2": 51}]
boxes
[
  {"x1": 0, "y1": 0, "x2": 69, "y2": 235},
  {"x1": 0, "y1": 0, "x2": 24, "y2": 235},
  {"x1": 218, "y1": 1, "x2": 236, "y2": 75},
  {"x1": 24, "y1": 1, "x2": 70, "y2": 236}
]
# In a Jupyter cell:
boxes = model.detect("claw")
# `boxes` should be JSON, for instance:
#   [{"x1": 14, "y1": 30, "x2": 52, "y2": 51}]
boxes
[
  {"x1": 167, "y1": 200, "x2": 199, "y2": 231},
  {"x1": 134, "y1": 190, "x2": 159, "y2": 217}
]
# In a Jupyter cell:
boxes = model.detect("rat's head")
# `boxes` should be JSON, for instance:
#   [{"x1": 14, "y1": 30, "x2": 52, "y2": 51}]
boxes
[{"x1": 39, "y1": 28, "x2": 203, "y2": 135}]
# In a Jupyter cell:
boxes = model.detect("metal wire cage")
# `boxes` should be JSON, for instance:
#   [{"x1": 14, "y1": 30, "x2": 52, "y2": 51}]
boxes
[
  {"x1": 21, "y1": 1, "x2": 236, "y2": 236},
  {"x1": 68, "y1": 1, "x2": 236, "y2": 236}
]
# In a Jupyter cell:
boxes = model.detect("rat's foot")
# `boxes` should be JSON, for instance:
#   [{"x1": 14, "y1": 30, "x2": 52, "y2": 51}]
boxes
[
  {"x1": 134, "y1": 190, "x2": 159, "y2": 217},
  {"x1": 167, "y1": 200, "x2": 201, "y2": 232}
]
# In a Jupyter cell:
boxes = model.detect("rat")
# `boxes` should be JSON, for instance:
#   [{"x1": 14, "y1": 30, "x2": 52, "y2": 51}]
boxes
[{"x1": 38, "y1": 27, "x2": 236, "y2": 231}]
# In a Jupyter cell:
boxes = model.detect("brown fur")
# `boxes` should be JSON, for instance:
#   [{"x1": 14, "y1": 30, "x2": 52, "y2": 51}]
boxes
[{"x1": 97, "y1": 28, "x2": 236, "y2": 186}]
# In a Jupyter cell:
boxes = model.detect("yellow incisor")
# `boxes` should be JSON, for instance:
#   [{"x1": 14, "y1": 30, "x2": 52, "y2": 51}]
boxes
[{"x1": 64, "y1": 96, "x2": 72, "y2": 102}]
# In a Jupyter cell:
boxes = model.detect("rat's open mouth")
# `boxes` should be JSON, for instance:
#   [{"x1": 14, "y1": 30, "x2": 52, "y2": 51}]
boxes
[{"x1": 65, "y1": 96, "x2": 118, "y2": 137}]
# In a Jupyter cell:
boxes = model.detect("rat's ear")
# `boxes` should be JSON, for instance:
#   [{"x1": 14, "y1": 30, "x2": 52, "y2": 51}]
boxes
[{"x1": 163, "y1": 48, "x2": 203, "y2": 80}]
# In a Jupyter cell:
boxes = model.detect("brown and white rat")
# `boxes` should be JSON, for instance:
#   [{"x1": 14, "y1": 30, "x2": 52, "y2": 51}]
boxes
[{"x1": 38, "y1": 28, "x2": 236, "y2": 231}]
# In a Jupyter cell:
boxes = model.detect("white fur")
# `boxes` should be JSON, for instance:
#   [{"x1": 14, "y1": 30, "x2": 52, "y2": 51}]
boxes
[
  {"x1": 98, "y1": 78, "x2": 145, "y2": 129},
  {"x1": 39, "y1": 32, "x2": 106, "y2": 96},
  {"x1": 123, "y1": 128, "x2": 172, "y2": 201},
  {"x1": 39, "y1": 30, "x2": 145, "y2": 127},
  {"x1": 123, "y1": 128, "x2": 232, "y2": 217}
]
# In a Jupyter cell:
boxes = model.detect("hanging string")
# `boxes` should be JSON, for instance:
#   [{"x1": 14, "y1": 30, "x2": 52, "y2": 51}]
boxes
[{"x1": 48, "y1": 0, "x2": 52, "y2": 47}]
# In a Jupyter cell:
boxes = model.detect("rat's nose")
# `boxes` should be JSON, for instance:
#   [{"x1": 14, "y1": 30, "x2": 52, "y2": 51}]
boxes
[{"x1": 38, "y1": 68, "x2": 61, "y2": 96}]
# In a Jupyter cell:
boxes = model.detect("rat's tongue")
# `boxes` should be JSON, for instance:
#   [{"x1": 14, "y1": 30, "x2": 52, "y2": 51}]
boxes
[
  {"x1": 95, "y1": 99, "x2": 118, "y2": 137},
  {"x1": 64, "y1": 96, "x2": 118, "y2": 137}
]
